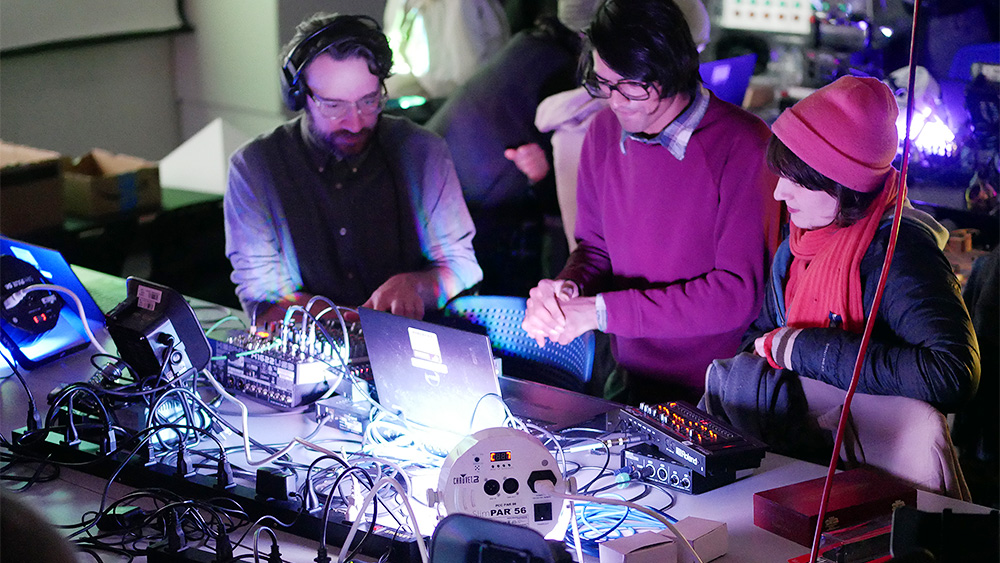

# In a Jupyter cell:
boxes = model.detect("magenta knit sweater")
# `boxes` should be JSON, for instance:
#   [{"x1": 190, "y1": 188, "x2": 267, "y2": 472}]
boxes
[{"x1": 561, "y1": 96, "x2": 781, "y2": 398}]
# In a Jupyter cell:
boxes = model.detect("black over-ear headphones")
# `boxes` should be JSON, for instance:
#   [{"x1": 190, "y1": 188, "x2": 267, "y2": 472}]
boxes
[{"x1": 280, "y1": 14, "x2": 391, "y2": 112}]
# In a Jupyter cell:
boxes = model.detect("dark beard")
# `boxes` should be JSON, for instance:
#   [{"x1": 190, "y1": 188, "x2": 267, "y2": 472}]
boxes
[{"x1": 308, "y1": 118, "x2": 376, "y2": 158}]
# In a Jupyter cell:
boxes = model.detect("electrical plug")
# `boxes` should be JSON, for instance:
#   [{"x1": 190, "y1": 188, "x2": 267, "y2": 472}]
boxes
[
  {"x1": 26, "y1": 402, "x2": 41, "y2": 433},
  {"x1": 61, "y1": 406, "x2": 81, "y2": 448},
  {"x1": 347, "y1": 474, "x2": 364, "y2": 522},
  {"x1": 303, "y1": 477, "x2": 322, "y2": 513},
  {"x1": 175, "y1": 444, "x2": 195, "y2": 478},
  {"x1": 164, "y1": 508, "x2": 186, "y2": 553},
  {"x1": 216, "y1": 458, "x2": 236, "y2": 490},
  {"x1": 97, "y1": 505, "x2": 146, "y2": 532},
  {"x1": 613, "y1": 464, "x2": 654, "y2": 487},
  {"x1": 101, "y1": 428, "x2": 117, "y2": 455},
  {"x1": 256, "y1": 466, "x2": 296, "y2": 501},
  {"x1": 215, "y1": 524, "x2": 233, "y2": 563},
  {"x1": 267, "y1": 542, "x2": 283, "y2": 563},
  {"x1": 314, "y1": 545, "x2": 332, "y2": 563}
]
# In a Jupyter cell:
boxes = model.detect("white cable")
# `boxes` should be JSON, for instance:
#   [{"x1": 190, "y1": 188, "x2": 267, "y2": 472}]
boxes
[
  {"x1": 536, "y1": 482, "x2": 705, "y2": 563},
  {"x1": 568, "y1": 498, "x2": 584, "y2": 563},
  {"x1": 21, "y1": 283, "x2": 107, "y2": 355},
  {"x1": 344, "y1": 453, "x2": 416, "y2": 504},
  {"x1": 306, "y1": 296, "x2": 351, "y2": 362},
  {"x1": 337, "y1": 477, "x2": 429, "y2": 563},
  {"x1": 201, "y1": 368, "x2": 339, "y2": 467}
]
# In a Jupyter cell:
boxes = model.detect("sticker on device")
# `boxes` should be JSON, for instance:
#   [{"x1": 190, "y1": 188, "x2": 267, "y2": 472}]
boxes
[{"x1": 137, "y1": 286, "x2": 162, "y2": 311}]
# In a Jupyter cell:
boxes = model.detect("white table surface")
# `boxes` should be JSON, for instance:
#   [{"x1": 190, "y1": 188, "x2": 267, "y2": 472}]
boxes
[{"x1": 1, "y1": 274, "x2": 992, "y2": 563}]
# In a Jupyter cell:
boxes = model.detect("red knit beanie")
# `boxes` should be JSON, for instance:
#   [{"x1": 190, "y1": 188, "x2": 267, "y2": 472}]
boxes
[{"x1": 772, "y1": 76, "x2": 899, "y2": 193}]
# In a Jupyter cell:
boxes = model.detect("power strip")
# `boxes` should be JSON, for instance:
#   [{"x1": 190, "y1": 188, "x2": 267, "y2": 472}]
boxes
[{"x1": 11, "y1": 426, "x2": 426, "y2": 563}]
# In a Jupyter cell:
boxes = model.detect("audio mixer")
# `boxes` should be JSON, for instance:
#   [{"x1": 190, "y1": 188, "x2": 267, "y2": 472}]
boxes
[
  {"x1": 210, "y1": 318, "x2": 371, "y2": 409},
  {"x1": 610, "y1": 401, "x2": 767, "y2": 478}
]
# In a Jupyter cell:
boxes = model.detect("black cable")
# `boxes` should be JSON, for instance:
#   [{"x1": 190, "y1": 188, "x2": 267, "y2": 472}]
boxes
[
  {"x1": 45, "y1": 383, "x2": 114, "y2": 434},
  {"x1": 73, "y1": 490, "x2": 249, "y2": 561},
  {"x1": 0, "y1": 450, "x2": 60, "y2": 491},
  {"x1": 89, "y1": 353, "x2": 140, "y2": 388},
  {"x1": 576, "y1": 443, "x2": 614, "y2": 494},
  {"x1": 56, "y1": 423, "x2": 233, "y2": 539},
  {"x1": 639, "y1": 480, "x2": 677, "y2": 513},
  {"x1": 319, "y1": 465, "x2": 376, "y2": 559},
  {"x1": 232, "y1": 512, "x2": 304, "y2": 556},
  {"x1": 151, "y1": 382, "x2": 287, "y2": 461},
  {"x1": 0, "y1": 350, "x2": 41, "y2": 432}
]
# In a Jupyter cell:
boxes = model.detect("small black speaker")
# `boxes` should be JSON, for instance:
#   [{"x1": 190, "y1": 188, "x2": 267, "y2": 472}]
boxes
[{"x1": 0, "y1": 255, "x2": 62, "y2": 334}]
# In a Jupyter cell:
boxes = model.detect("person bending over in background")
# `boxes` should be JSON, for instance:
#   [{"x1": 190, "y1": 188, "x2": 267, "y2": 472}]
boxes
[
  {"x1": 225, "y1": 13, "x2": 481, "y2": 323},
  {"x1": 522, "y1": 0, "x2": 781, "y2": 405},
  {"x1": 424, "y1": 6, "x2": 592, "y2": 295},
  {"x1": 700, "y1": 76, "x2": 980, "y2": 456}
]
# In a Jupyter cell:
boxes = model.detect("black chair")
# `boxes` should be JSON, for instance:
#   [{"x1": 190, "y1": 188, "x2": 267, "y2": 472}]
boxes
[{"x1": 429, "y1": 513, "x2": 567, "y2": 563}]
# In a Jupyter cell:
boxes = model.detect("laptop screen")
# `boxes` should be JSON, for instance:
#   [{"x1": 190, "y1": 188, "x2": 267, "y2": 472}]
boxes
[
  {"x1": 358, "y1": 308, "x2": 506, "y2": 438},
  {"x1": 1, "y1": 236, "x2": 105, "y2": 368},
  {"x1": 699, "y1": 53, "x2": 756, "y2": 106}
]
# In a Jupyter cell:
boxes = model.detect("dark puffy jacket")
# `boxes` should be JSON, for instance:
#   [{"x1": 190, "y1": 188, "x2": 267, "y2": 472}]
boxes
[{"x1": 742, "y1": 211, "x2": 980, "y2": 412}]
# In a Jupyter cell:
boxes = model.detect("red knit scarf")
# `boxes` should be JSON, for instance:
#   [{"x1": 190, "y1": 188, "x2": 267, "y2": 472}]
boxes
[{"x1": 785, "y1": 171, "x2": 899, "y2": 332}]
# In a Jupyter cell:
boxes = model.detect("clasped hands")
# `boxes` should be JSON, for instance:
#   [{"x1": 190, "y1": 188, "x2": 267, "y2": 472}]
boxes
[{"x1": 522, "y1": 279, "x2": 598, "y2": 347}]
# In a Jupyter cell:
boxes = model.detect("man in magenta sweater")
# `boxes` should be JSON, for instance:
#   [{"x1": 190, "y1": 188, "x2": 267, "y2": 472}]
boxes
[{"x1": 522, "y1": 0, "x2": 781, "y2": 404}]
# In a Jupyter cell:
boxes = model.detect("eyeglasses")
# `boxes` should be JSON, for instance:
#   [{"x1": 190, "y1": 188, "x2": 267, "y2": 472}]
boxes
[
  {"x1": 307, "y1": 87, "x2": 386, "y2": 120},
  {"x1": 582, "y1": 73, "x2": 655, "y2": 101}
]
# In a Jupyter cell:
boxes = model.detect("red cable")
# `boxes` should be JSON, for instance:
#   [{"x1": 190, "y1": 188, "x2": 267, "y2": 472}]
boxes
[{"x1": 806, "y1": 2, "x2": 923, "y2": 560}]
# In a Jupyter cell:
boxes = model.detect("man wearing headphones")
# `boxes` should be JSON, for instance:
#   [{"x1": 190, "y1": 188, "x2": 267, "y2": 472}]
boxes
[{"x1": 225, "y1": 13, "x2": 482, "y2": 322}]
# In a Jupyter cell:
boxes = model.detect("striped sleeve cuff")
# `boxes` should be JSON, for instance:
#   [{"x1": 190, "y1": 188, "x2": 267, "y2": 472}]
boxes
[{"x1": 770, "y1": 327, "x2": 801, "y2": 371}]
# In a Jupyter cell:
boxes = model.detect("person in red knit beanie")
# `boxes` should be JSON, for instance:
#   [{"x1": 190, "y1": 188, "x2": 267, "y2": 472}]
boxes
[{"x1": 700, "y1": 76, "x2": 980, "y2": 466}]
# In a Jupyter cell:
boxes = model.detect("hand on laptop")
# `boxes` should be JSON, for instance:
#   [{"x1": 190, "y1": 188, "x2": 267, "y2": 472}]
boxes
[{"x1": 363, "y1": 273, "x2": 426, "y2": 320}]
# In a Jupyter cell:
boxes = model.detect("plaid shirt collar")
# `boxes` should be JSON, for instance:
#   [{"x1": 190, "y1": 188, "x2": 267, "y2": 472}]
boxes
[{"x1": 619, "y1": 84, "x2": 709, "y2": 160}]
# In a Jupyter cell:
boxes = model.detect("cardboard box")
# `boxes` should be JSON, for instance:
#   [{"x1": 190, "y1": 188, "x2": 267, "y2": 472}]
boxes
[
  {"x1": 598, "y1": 517, "x2": 728, "y2": 563},
  {"x1": 63, "y1": 148, "x2": 160, "y2": 219},
  {"x1": 663, "y1": 517, "x2": 728, "y2": 563},
  {"x1": 753, "y1": 468, "x2": 917, "y2": 547},
  {"x1": 0, "y1": 141, "x2": 66, "y2": 235},
  {"x1": 599, "y1": 530, "x2": 677, "y2": 563}
]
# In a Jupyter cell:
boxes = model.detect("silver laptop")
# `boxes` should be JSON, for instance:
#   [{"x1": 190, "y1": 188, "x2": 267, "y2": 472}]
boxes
[
  {"x1": 359, "y1": 308, "x2": 619, "y2": 438},
  {"x1": 358, "y1": 307, "x2": 507, "y2": 438}
]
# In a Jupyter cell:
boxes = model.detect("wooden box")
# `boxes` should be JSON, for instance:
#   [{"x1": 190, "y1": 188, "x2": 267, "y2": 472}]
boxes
[{"x1": 753, "y1": 468, "x2": 917, "y2": 547}]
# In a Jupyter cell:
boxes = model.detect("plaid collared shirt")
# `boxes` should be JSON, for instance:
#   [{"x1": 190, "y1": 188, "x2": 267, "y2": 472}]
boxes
[{"x1": 618, "y1": 84, "x2": 710, "y2": 160}]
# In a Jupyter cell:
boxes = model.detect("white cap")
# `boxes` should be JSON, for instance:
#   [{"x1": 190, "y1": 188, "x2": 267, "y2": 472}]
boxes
[
  {"x1": 675, "y1": 0, "x2": 711, "y2": 51},
  {"x1": 557, "y1": 0, "x2": 603, "y2": 32}
]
